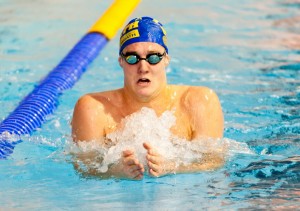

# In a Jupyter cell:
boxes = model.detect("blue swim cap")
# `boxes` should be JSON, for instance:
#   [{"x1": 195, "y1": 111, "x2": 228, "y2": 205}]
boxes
[{"x1": 119, "y1": 17, "x2": 168, "y2": 54}]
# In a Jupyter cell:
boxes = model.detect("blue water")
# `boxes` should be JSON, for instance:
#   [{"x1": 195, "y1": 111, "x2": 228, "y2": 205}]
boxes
[{"x1": 1, "y1": 0, "x2": 300, "y2": 209}]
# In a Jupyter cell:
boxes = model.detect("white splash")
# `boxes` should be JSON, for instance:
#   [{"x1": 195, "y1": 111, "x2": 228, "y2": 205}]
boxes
[
  {"x1": 101, "y1": 107, "x2": 177, "y2": 172},
  {"x1": 69, "y1": 107, "x2": 253, "y2": 174}
]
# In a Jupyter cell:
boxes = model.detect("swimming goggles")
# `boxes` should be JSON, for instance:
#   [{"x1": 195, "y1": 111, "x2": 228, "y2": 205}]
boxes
[{"x1": 121, "y1": 52, "x2": 166, "y2": 65}]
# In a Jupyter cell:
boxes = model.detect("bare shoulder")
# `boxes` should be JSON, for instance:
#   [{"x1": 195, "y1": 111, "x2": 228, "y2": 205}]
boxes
[
  {"x1": 73, "y1": 94, "x2": 104, "y2": 119},
  {"x1": 74, "y1": 93, "x2": 103, "y2": 112},
  {"x1": 174, "y1": 85, "x2": 224, "y2": 138},
  {"x1": 72, "y1": 89, "x2": 122, "y2": 141},
  {"x1": 175, "y1": 85, "x2": 220, "y2": 106},
  {"x1": 74, "y1": 89, "x2": 122, "y2": 112}
]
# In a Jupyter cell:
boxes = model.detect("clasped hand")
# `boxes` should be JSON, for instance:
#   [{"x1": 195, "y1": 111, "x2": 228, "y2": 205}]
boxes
[{"x1": 121, "y1": 142, "x2": 172, "y2": 180}]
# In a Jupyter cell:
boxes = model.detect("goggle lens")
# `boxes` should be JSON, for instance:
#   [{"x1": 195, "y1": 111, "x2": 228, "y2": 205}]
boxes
[{"x1": 121, "y1": 52, "x2": 165, "y2": 65}]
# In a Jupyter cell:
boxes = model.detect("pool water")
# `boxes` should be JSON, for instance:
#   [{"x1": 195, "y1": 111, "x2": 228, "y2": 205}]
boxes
[{"x1": 1, "y1": 0, "x2": 300, "y2": 209}]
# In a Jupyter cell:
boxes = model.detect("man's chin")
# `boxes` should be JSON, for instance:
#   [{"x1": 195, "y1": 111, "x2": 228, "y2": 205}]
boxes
[{"x1": 136, "y1": 90, "x2": 154, "y2": 101}]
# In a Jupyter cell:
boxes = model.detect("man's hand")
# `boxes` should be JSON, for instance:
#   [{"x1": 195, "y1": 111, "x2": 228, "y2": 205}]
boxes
[
  {"x1": 143, "y1": 142, "x2": 175, "y2": 177},
  {"x1": 121, "y1": 150, "x2": 145, "y2": 180}
]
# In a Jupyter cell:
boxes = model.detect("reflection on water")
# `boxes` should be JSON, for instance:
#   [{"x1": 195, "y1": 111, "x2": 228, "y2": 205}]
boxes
[
  {"x1": 228, "y1": 156, "x2": 300, "y2": 208},
  {"x1": 235, "y1": 156, "x2": 300, "y2": 179},
  {"x1": 225, "y1": 1, "x2": 300, "y2": 206}
]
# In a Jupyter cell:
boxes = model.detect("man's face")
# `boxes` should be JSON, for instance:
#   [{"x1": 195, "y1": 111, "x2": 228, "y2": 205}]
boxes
[{"x1": 119, "y1": 42, "x2": 170, "y2": 101}]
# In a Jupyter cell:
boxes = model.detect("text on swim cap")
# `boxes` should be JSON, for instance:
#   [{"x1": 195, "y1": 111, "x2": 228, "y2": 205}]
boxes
[
  {"x1": 121, "y1": 20, "x2": 139, "y2": 36},
  {"x1": 120, "y1": 29, "x2": 140, "y2": 47}
]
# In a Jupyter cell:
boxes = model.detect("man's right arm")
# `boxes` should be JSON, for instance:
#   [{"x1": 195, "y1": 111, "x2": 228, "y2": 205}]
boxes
[
  {"x1": 71, "y1": 94, "x2": 145, "y2": 180},
  {"x1": 71, "y1": 94, "x2": 106, "y2": 142},
  {"x1": 73, "y1": 149, "x2": 145, "y2": 180}
]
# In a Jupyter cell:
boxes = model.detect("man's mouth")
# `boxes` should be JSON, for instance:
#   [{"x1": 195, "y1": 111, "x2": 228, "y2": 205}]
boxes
[{"x1": 137, "y1": 78, "x2": 151, "y2": 84}]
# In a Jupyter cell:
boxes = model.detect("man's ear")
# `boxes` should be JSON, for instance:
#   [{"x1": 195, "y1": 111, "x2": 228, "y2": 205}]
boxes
[
  {"x1": 165, "y1": 54, "x2": 170, "y2": 66},
  {"x1": 118, "y1": 56, "x2": 124, "y2": 68}
]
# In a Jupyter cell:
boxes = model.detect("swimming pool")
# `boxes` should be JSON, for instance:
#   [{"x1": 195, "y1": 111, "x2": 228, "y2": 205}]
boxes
[{"x1": 1, "y1": 0, "x2": 299, "y2": 209}]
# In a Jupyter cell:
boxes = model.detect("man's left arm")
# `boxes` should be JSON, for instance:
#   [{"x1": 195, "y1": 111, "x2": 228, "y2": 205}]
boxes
[
  {"x1": 189, "y1": 86, "x2": 224, "y2": 139},
  {"x1": 187, "y1": 86, "x2": 225, "y2": 171},
  {"x1": 144, "y1": 87, "x2": 225, "y2": 177}
]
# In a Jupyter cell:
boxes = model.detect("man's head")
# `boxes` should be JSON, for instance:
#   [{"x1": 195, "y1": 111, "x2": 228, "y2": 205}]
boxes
[
  {"x1": 118, "y1": 17, "x2": 170, "y2": 101},
  {"x1": 119, "y1": 16, "x2": 168, "y2": 55}
]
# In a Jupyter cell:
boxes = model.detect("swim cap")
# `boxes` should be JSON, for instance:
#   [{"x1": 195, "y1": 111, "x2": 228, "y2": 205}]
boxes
[{"x1": 119, "y1": 16, "x2": 168, "y2": 54}]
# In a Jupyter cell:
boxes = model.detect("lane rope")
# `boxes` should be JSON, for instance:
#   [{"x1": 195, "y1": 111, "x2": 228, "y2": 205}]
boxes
[{"x1": 0, "y1": 0, "x2": 141, "y2": 159}]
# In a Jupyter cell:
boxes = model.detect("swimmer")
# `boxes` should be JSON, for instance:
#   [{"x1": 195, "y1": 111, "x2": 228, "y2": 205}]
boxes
[{"x1": 71, "y1": 16, "x2": 224, "y2": 179}]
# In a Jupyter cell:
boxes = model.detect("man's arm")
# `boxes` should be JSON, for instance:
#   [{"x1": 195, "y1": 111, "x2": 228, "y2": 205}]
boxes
[
  {"x1": 71, "y1": 94, "x2": 106, "y2": 142},
  {"x1": 188, "y1": 86, "x2": 224, "y2": 139},
  {"x1": 71, "y1": 94, "x2": 145, "y2": 180},
  {"x1": 144, "y1": 87, "x2": 225, "y2": 177},
  {"x1": 73, "y1": 149, "x2": 145, "y2": 180},
  {"x1": 186, "y1": 87, "x2": 225, "y2": 170},
  {"x1": 144, "y1": 142, "x2": 224, "y2": 177}
]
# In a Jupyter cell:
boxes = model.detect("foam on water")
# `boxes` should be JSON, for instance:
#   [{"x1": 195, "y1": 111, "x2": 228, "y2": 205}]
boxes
[
  {"x1": 67, "y1": 107, "x2": 253, "y2": 174},
  {"x1": 0, "y1": 131, "x2": 21, "y2": 143}
]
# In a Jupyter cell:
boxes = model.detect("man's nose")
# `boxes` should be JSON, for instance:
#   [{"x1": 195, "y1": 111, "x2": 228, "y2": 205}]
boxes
[{"x1": 137, "y1": 60, "x2": 149, "y2": 74}]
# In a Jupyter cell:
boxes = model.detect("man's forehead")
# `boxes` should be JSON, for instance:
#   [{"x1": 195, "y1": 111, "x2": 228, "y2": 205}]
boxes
[{"x1": 123, "y1": 42, "x2": 165, "y2": 53}]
